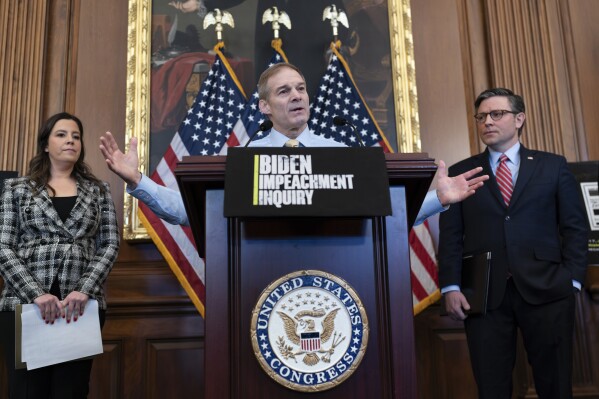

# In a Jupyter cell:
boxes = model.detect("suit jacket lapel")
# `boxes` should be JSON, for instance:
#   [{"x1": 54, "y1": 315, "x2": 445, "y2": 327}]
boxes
[
  {"x1": 32, "y1": 185, "x2": 64, "y2": 230},
  {"x1": 66, "y1": 179, "x2": 95, "y2": 234},
  {"x1": 509, "y1": 145, "x2": 536, "y2": 207}
]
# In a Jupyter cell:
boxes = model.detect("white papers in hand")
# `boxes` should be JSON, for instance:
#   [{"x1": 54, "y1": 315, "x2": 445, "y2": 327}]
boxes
[{"x1": 20, "y1": 299, "x2": 103, "y2": 370}]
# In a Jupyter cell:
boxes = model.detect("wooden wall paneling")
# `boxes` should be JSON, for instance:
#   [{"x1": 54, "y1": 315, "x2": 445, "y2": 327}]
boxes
[
  {"x1": 415, "y1": 306, "x2": 478, "y2": 399},
  {"x1": 485, "y1": 1, "x2": 551, "y2": 153},
  {"x1": 88, "y1": 259, "x2": 205, "y2": 399},
  {"x1": 0, "y1": 1, "x2": 5, "y2": 100},
  {"x1": 90, "y1": 314, "x2": 203, "y2": 399},
  {"x1": 72, "y1": 0, "x2": 128, "y2": 229},
  {"x1": 42, "y1": 0, "x2": 77, "y2": 118},
  {"x1": 544, "y1": 0, "x2": 587, "y2": 161},
  {"x1": 563, "y1": 0, "x2": 599, "y2": 316},
  {"x1": 0, "y1": 1, "x2": 48, "y2": 174},
  {"x1": 455, "y1": 0, "x2": 492, "y2": 155},
  {"x1": 586, "y1": 269, "x2": 599, "y2": 305},
  {"x1": 483, "y1": 0, "x2": 582, "y2": 161},
  {"x1": 564, "y1": 0, "x2": 599, "y2": 160},
  {"x1": 73, "y1": 0, "x2": 128, "y2": 161},
  {"x1": 1, "y1": 2, "x2": 48, "y2": 397},
  {"x1": 89, "y1": 341, "x2": 123, "y2": 399},
  {"x1": 570, "y1": 292, "x2": 599, "y2": 396},
  {"x1": 411, "y1": 0, "x2": 472, "y2": 169},
  {"x1": 146, "y1": 339, "x2": 204, "y2": 399}
]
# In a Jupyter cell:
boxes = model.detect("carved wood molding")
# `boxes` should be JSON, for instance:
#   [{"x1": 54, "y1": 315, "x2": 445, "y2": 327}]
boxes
[
  {"x1": 0, "y1": 1, "x2": 48, "y2": 173},
  {"x1": 483, "y1": 0, "x2": 582, "y2": 160}
]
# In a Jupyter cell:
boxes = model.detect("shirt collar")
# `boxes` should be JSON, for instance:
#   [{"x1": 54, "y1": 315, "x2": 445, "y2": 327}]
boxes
[
  {"x1": 269, "y1": 126, "x2": 311, "y2": 147},
  {"x1": 488, "y1": 141, "x2": 521, "y2": 166}
]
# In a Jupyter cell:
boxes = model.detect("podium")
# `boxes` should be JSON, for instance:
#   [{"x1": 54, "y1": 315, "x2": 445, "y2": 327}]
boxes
[{"x1": 175, "y1": 152, "x2": 436, "y2": 398}]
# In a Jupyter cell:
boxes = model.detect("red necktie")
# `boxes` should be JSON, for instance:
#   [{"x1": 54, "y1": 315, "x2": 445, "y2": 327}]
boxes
[{"x1": 496, "y1": 154, "x2": 513, "y2": 205}]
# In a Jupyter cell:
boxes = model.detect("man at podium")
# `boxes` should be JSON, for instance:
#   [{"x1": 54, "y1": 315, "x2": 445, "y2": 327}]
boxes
[{"x1": 100, "y1": 63, "x2": 488, "y2": 226}]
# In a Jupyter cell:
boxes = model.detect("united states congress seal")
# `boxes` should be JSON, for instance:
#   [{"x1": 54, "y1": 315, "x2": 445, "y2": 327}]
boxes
[{"x1": 250, "y1": 270, "x2": 369, "y2": 392}]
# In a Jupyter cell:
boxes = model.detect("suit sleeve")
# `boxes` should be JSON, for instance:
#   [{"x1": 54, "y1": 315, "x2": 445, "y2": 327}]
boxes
[
  {"x1": 0, "y1": 180, "x2": 46, "y2": 302},
  {"x1": 556, "y1": 158, "x2": 589, "y2": 284},
  {"x1": 76, "y1": 183, "x2": 120, "y2": 296}
]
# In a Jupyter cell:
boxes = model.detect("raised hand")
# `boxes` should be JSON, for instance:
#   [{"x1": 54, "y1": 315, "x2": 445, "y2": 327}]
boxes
[
  {"x1": 100, "y1": 132, "x2": 141, "y2": 188},
  {"x1": 436, "y1": 160, "x2": 489, "y2": 206}
]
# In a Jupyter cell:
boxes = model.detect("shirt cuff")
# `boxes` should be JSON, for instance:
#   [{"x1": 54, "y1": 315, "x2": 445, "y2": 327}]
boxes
[
  {"x1": 127, "y1": 173, "x2": 150, "y2": 194},
  {"x1": 441, "y1": 285, "x2": 460, "y2": 295}
]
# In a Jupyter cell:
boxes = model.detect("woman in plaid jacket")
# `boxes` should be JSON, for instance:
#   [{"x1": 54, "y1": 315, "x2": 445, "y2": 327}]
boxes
[{"x1": 0, "y1": 112, "x2": 120, "y2": 398}]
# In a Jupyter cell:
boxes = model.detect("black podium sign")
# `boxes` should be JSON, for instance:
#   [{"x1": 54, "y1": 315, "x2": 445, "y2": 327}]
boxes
[{"x1": 224, "y1": 147, "x2": 391, "y2": 217}]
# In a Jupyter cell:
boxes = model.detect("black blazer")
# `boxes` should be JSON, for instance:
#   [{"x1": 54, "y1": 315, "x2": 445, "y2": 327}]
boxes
[{"x1": 439, "y1": 145, "x2": 588, "y2": 309}]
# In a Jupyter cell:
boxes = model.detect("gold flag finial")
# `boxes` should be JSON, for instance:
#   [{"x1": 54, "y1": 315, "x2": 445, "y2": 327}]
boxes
[
  {"x1": 322, "y1": 5, "x2": 349, "y2": 40},
  {"x1": 203, "y1": 8, "x2": 235, "y2": 42},
  {"x1": 262, "y1": 7, "x2": 292, "y2": 39}
]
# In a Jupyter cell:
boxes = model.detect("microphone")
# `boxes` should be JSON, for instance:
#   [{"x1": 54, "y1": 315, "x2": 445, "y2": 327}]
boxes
[
  {"x1": 244, "y1": 120, "x2": 273, "y2": 147},
  {"x1": 333, "y1": 116, "x2": 365, "y2": 147}
]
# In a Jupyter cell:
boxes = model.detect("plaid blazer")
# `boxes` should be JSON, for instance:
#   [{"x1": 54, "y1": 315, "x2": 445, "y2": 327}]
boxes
[{"x1": 0, "y1": 177, "x2": 120, "y2": 311}]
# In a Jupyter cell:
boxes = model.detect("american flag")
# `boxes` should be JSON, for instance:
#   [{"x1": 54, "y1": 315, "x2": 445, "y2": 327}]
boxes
[
  {"x1": 411, "y1": 220, "x2": 441, "y2": 314},
  {"x1": 138, "y1": 43, "x2": 247, "y2": 316},
  {"x1": 309, "y1": 45, "x2": 392, "y2": 151},
  {"x1": 310, "y1": 44, "x2": 440, "y2": 314}
]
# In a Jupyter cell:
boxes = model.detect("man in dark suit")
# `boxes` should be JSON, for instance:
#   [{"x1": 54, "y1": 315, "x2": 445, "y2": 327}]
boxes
[{"x1": 439, "y1": 88, "x2": 588, "y2": 398}]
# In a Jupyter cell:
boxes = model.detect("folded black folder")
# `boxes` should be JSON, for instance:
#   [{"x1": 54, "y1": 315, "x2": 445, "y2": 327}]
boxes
[{"x1": 441, "y1": 251, "x2": 491, "y2": 316}]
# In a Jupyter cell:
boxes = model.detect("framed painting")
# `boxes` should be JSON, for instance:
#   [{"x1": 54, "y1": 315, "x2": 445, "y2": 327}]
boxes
[{"x1": 124, "y1": 0, "x2": 420, "y2": 240}]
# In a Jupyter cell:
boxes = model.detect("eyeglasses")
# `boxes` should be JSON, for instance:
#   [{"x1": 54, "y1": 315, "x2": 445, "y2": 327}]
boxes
[{"x1": 474, "y1": 109, "x2": 518, "y2": 124}]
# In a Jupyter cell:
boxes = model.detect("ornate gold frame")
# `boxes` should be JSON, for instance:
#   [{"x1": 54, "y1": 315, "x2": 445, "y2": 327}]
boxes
[{"x1": 124, "y1": 0, "x2": 420, "y2": 240}]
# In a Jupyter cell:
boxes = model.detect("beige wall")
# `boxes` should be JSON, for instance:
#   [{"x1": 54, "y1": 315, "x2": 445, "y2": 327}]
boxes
[{"x1": 412, "y1": 0, "x2": 473, "y2": 169}]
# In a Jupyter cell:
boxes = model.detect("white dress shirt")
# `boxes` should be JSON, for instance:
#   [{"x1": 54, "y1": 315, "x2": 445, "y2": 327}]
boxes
[{"x1": 248, "y1": 126, "x2": 346, "y2": 148}]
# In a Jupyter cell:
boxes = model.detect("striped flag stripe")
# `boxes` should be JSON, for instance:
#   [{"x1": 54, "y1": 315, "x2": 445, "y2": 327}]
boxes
[{"x1": 410, "y1": 222, "x2": 441, "y2": 315}]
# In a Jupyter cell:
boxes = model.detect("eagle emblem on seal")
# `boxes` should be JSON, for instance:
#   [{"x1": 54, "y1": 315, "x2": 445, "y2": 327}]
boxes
[
  {"x1": 276, "y1": 308, "x2": 344, "y2": 366},
  {"x1": 251, "y1": 270, "x2": 369, "y2": 392}
]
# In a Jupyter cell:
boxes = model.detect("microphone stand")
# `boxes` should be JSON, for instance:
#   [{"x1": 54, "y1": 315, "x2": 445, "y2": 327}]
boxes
[
  {"x1": 244, "y1": 120, "x2": 273, "y2": 147},
  {"x1": 332, "y1": 116, "x2": 365, "y2": 147}
]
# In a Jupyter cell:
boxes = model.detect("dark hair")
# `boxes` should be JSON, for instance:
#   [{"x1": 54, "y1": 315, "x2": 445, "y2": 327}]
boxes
[
  {"x1": 474, "y1": 88, "x2": 525, "y2": 113},
  {"x1": 474, "y1": 88, "x2": 526, "y2": 134},
  {"x1": 257, "y1": 62, "x2": 306, "y2": 101},
  {"x1": 26, "y1": 112, "x2": 104, "y2": 195}
]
